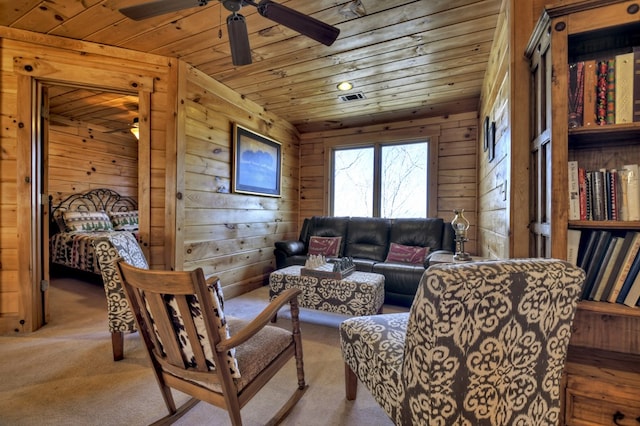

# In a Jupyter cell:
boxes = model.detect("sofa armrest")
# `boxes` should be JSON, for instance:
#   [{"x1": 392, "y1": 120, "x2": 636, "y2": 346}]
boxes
[{"x1": 274, "y1": 240, "x2": 306, "y2": 256}]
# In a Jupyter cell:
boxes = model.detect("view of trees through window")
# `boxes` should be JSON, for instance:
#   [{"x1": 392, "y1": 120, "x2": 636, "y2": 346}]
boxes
[{"x1": 332, "y1": 142, "x2": 428, "y2": 218}]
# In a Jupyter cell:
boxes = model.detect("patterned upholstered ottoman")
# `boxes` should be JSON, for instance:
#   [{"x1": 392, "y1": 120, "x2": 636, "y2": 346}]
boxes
[{"x1": 269, "y1": 265, "x2": 385, "y2": 317}]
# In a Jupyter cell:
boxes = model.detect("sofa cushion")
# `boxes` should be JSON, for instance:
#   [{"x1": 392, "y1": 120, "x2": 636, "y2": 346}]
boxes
[
  {"x1": 373, "y1": 262, "x2": 426, "y2": 300},
  {"x1": 308, "y1": 236, "x2": 342, "y2": 257},
  {"x1": 344, "y1": 217, "x2": 391, "y2": 262},
  {"x1": 385, "y1": 243, "x2": 429, "y2": 264},
  {"x1": 390, "y1": 218, "x2": 444, "y2": 251}
]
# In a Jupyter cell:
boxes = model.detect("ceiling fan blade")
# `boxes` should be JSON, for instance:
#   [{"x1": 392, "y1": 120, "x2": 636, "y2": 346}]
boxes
[
  {"x1": 227, "y1": 13, "x2": 252, "y2": 66},
  {"x1": 256, "y1": 0, "x2": 340, "y2": 46},
  {"x1": 120, "y1": 0, "x2": 209, "y2": 21}
]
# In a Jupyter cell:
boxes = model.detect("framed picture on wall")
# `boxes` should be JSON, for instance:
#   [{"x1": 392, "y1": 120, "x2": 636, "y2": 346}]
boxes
[
  {"x1": 232, "y1": 124, "x2": 282, "y2": 197},
  {"x1": 483, "y1": 116, "x2": 489, "y2": 152},
  {"x1": 488, "y1": 120, "x2": 496, "y2": 162}
]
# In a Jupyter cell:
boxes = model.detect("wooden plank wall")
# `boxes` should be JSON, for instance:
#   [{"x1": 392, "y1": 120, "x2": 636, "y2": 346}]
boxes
[
  {"x1": 299, "y1": 112, "x2": 479, "y2": 255},
  {"x1": 477, "y1": 0, "x2": 545, "y2": 259},
  {"x1": 176, "y1": 64, "x2": 300, "y2": 297},
  {"x1": 48, "y1": 124, "x2": 138, "y2": 204},
  {"x1": 478, "y1": 0, "x2": 510, "y2": 259},
  {"x1": 0, "y1": 31, "x2": 174, "y2": 334}
]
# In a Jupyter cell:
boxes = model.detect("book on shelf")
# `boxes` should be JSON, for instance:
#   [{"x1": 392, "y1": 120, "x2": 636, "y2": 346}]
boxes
[
  {"x1": 581, "y1": 230, "x2": 612, "y2": 299},
  {"x1": 569, "y1": 51, "x2": 640, "y2": 127},
  {"x1": 621, "y1": 164, "x2": 640, "y2": 221},
  {"x1": 634, "y1": 47, "x2": 640, "y2": 122},
  {"x1": 567, "y1": 229, "x2": 581, "y2": 266},
  {"x1": 606, "y1": 58, "x2": 615, "y2": 125},
  {"x1": 590, "y1": 236, "x2": 623, "y2": 301},
  {"x1": 583, "y1": 59, "x2": 597, "y2": 127},
  {"x1": 590, "y1": 171, "x2": 606, "y2": 221},
  {"x1": 622, "y1": 270, "x2": 640, "y2": 307},
  {"x1": 568, "y1": 62, "x2": 585, "y2": 128},
  {"x1": 608, "y1": 169, "x2": 619, "y2": 221},
  {"x1": 615, "y1": 249, "x2": 640, "y2": 303},
  {"x1": 606, "y1": 231, "x2": 640, "y2": 303},
  {"x1": 568, "y1": 161, "x2": 580, "y2": 220},
  {"x1": 596, "y1": 60, "x2": 608, "y2": 125},
  {"x1": 569, "y1": 162, "x2": 639, "y2": 222},
  {"x1": 578, "y1": 167, "x2": 588, "y2": 220},
  {"x1": 598, "y1": 231, "x2": 638, "y2": 301},
  {"x1": 615, "y1": 52, "x2": 634, "y2": 124},
  {"x1": 577, "y1": 230, "x2": 599, "y2": 272}
]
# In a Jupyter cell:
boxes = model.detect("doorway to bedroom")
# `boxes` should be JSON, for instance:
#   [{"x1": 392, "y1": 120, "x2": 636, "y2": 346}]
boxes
[{"x1": 38, "y1": 82, "x2": 140, "y2": 324}]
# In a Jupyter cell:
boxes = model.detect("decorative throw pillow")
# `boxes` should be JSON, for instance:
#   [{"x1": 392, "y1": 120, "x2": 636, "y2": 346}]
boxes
[
  {"x1": 63, "y1": 210, "x2": 113, "y2": 232},
  {"x1": 308, "y1": 236, "x2": 342, "y2": 257},
  {"x1": 109, "y1": 210, "x2": 139, "y2": 231},
  {"x1": 385, "y1": 242, "x2": 429, "y2": 264}
]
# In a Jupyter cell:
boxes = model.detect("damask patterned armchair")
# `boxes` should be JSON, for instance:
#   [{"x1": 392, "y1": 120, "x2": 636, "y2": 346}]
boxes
[
  {"x1": 93, "y1": 232, "x2": 148, "y2": 361},
  {"x1": 340, "y1": 258, "x2": 585, "y2": 425}
]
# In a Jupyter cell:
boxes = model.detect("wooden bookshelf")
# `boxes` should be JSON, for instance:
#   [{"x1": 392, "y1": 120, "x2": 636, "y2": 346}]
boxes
[{"x1": 527, "y1": 1, "x2": 640, "y2": 423}]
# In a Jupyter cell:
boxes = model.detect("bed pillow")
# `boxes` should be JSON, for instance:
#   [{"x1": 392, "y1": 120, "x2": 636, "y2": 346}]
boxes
[
  {"x1": 63, "y1": 211, "x2": 113, "y2": 232},
  {"x1": 308, "y1": 236, "x2": 342, "y2": 257},
  {"x1": 385, "y1": 242, "x2": 429, "y2": 265},
  {"x1": 109, "y1": 210, "x2": 139, "y2": 231}
]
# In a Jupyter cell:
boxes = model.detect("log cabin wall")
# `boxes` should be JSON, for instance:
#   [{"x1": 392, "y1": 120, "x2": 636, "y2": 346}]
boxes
[
  {"x1": 0, "y1": 29, "x2": 175, "y2": 334},
  {"x1": 48, "y1": 124, "x2": 139, "y2": 203},
  {"x1": 298, "y1": 112, "x2": 479, "y2": 255},
  {"x1": 477, "y1": 0, "x2": 542, "y2": 259},
  {"x1": 175, "y1": 63, "x2": 300, "y2": 297}
]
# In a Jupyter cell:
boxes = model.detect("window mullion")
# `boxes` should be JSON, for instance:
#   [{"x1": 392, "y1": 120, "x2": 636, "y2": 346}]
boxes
[{"x1": 372, "y1": 144, "x2": 381, "y2": 217}]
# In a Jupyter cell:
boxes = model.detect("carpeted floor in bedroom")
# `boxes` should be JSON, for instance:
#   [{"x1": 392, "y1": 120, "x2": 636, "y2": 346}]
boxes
[{"x1": 0, "y1": 276, "x2": 404, "y2": 426}]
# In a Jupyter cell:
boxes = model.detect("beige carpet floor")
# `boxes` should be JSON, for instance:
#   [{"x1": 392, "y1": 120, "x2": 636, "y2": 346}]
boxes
[{"x1": 0, "y1": 277, "x2": 402, "y2": 426}]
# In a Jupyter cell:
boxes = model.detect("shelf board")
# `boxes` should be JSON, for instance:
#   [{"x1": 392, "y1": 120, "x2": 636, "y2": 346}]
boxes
[
  {"x1": 568, "y1": 220, "x2": 640, "y2": 229},
  {"x1": 569, "y1": 122, "x2": 640, "y2": 147},
  {"x1": 577, "y1": 300, "x2": 640, "y2": 318}
]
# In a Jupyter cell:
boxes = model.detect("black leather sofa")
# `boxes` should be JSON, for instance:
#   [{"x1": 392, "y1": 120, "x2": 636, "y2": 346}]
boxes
[{"x1": 273, "y1": 216, "x2": 455, "y2": 307}]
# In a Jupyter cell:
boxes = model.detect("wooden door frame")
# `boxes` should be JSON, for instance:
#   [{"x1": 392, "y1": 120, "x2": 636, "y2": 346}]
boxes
[{"x1": 15, "y1": 64, "x2": 152, "y2": 331}]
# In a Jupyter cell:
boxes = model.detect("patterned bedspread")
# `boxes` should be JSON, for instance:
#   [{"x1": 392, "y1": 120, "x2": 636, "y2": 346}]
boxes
[{"x1": 50, "y1": 231, "x2": 135, "y2": 274}]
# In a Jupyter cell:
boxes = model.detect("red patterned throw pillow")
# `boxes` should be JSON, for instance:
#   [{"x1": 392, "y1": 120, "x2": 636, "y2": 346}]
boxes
[
  {"x1": 308, "y1": 236, "x2": 342, "y2": 257},
  {"x1": 385, "y1": 243, "x2": 429, "y2": 264}
]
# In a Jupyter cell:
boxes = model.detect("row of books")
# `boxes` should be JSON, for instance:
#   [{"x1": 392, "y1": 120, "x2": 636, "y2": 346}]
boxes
[
  {"x1": 568, "y1": 229, "x2": 640, "y2": 307},
  {"x1": 568, "y1": 161, "x2": 640, "y2": 221},
  {"x1": 567, "y1": 49, "x2": 640, "y2": 128}
]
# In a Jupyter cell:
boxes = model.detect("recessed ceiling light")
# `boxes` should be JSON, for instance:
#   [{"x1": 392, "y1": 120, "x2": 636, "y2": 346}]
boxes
[{"x1": 337, "y1": 81, "x2": 353, "y2": 91}]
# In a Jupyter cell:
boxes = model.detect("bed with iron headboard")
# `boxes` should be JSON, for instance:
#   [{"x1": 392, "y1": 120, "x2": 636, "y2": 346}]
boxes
[{"x1": 49, "y1": 188, "x2": 139, "y2": 275}]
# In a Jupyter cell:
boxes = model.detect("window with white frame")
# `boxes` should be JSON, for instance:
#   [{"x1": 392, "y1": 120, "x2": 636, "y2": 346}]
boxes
[{"x1": 331, "y1": 141, "x2": 428, "y2": 218}]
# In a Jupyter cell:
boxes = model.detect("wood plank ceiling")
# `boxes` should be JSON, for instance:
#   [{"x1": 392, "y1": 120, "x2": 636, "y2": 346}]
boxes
[{"x1": 1, "y1": 0, "x2": 502, "y2": 133}]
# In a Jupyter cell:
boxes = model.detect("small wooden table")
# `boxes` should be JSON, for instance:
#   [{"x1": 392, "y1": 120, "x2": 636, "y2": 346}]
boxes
[{"x1": 269, "y1": 265, "x2": 385, "y2": 317}]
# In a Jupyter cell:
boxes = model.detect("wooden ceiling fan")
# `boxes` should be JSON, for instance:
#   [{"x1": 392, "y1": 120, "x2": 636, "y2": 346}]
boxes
[{"x1": 119, "y1": 0, "x2": 340, "y2": 66}]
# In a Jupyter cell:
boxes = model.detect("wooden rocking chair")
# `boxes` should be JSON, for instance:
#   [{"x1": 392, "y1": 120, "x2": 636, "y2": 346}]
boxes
[{"x1": 117, "y1": 261, "x2": 307, "y2": 426}]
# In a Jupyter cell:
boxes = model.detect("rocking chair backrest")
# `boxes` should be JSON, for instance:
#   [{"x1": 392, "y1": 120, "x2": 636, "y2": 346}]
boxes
[{"x1": 117, "y1": 263, "x2": 240, "y2": 383}]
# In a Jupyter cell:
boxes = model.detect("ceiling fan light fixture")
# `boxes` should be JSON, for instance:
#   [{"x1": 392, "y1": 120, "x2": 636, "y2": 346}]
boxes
[
  {"x1": 130, "y1": 117, "x2": 140, "y2": 140},
  {"x1": 227, "y1": 13, "x2": 252, "y2": 66},
  {"x1": 337, "y1": 81, "x2": 353, "y2": 91},
  {"x1": 339, "y1": 0, "x2": 366, "y2": 19}
]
